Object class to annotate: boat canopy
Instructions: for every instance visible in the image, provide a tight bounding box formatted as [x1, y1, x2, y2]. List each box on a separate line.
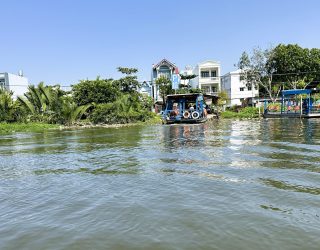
[282, 89, 312, 96]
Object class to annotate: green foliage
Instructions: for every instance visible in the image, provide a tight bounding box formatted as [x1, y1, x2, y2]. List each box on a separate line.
[117, 67, 138, 75]
[90, 94, 153, 124]
[0, 89, 15, 122]
[16, 83, 91, 125]
[175, 88, 202, 94]
[218, 91, 228, 106]
[72, 77, 119, 105]
[0, 122, 59, 133]
[179, 74, 197, 80]
[140, 94, 153, 110]
[221, 107, 260, 119]
[238, 47, 281, 103]
[59, 96, 92, 125]
[270, 44, 318, 89]
[155, 76, 174, 105]
[114, 67, 141, 93]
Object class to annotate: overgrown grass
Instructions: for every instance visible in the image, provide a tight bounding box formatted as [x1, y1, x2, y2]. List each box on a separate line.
[0, 122, 59, 133]
[221, 107, 261, 119]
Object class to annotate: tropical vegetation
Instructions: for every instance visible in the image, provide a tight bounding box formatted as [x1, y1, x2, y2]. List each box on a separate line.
[1, 43, 320, 127]
[0, 67, 154, 127]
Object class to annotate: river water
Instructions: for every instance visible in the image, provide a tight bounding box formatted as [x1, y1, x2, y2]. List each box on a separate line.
[0, 119, 319, 250]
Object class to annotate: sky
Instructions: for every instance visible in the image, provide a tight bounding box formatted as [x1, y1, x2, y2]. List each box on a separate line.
[1, 0, 320, 86]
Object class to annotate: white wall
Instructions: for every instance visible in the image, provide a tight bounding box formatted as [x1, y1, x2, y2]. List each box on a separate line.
[7, 73, 29, 98]
[221, 70, 258, 106]
[190, 61, 221, 93]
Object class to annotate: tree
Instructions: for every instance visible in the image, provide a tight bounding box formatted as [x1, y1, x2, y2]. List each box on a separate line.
[17, 82, 65, 116]
[270, 44, 312, 89]
[238, 47, 281, 103]
[310, 48, 320, 85]
[0, 89, 15, 122]
[60, 96, 92, 125]
[72, 77, 119, 106]
[179, 74, 197, 89]
[114, 67, 140, 93]
[155, 76, 173, 106]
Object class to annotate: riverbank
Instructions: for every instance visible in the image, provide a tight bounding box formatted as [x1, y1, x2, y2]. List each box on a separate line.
[0, 116, 163, 133]
[0, 123, 59, 133]
[0, 112, 264, 133]
[0, 110, 264, 133]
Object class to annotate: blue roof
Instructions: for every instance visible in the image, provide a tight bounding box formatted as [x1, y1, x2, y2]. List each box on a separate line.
[282, 89, 312, 96]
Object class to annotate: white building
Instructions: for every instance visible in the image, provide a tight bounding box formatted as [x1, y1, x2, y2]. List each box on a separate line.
[0, 72, 29, 98]
[221, 69, 259, 106]
[190, 60, 221, 95]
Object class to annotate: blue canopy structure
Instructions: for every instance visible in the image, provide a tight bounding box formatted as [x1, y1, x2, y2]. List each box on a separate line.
[282, 89, 312, 96]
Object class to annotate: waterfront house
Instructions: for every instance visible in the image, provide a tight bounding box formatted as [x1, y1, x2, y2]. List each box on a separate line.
[221, 69, 259, 107]
[0, 71, 29, 99]
[151, 59, 179, 102]
[150, 59, 180, 112]
[190, 60, 221, 95]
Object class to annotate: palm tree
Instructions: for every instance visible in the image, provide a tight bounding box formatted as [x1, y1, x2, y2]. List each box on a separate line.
[60, 97, 91, 125]
[0, 89, 14, 121]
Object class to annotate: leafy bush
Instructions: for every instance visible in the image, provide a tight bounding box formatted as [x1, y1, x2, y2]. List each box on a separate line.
[72, 77, 120, 106]
[221, 107, 260, 118]
[90, 95, 153, 124]
[0, 89, 15, 122]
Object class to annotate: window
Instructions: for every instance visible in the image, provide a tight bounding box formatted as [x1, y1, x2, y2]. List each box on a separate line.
[240, 87, 244, 91]
[158, 65, 171, 79]
[211, 71, 217, 77]
[201, 86, 210, 93]
[248, 86, 252, 91]
[201, 71, 209, 78]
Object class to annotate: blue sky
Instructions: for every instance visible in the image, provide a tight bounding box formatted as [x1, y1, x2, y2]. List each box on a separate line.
[2, 0, 320, 86]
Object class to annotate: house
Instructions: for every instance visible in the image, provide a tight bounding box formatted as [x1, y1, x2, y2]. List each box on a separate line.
[138, 81, 152, 97]
[0, 71, 29, 98]
[221, 69, 259, 106]
[151, 59, 179, 102]
[190, 60, 221, 95]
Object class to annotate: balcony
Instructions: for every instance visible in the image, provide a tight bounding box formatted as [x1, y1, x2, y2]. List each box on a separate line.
[203, 91, 219, 96]
[200, 76, 219, 80]
[199, 76, 219, 84]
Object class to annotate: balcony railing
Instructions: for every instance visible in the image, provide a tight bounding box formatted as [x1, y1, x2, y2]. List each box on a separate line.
[203, 91, 219, 96]
[199, 77, 219, 82]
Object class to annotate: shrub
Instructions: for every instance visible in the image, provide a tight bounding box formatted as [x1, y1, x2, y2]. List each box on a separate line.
[72, 77, 120, 106]
[90, 95, 153, 124]
[221, 107, 260, 119]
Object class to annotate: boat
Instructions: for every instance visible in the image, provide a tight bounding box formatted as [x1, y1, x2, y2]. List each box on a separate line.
[263, 88, 320, 118]
[162, 93, 213, 124]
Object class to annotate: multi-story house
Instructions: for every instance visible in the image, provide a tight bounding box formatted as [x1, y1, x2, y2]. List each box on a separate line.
[0, 71, 29, 98]
[151, 58, 179, 102]
[190, 60, 221, 95]
[221, 69, 259, 106]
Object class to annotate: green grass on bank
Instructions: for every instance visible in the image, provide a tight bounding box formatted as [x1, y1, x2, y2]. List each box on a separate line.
[220, 107, 261, 119]
[0, 116, 162, 134]
[0, 122, 59, 133]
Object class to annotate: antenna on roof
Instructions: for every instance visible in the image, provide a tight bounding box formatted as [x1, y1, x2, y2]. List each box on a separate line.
[18, 70, 24, 77]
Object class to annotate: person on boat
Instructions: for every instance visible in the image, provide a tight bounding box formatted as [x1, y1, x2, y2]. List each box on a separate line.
[188, 104, 195, 113]
[170, 104, 179, 117]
